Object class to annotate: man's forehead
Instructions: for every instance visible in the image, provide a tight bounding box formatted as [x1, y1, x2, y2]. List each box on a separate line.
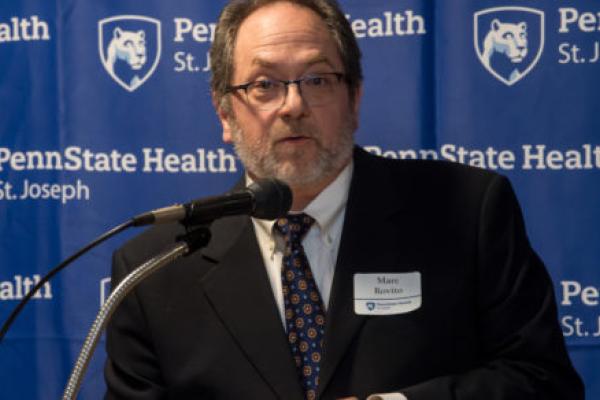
[250, 54, 335, 70]
[233, 3, 340, 74]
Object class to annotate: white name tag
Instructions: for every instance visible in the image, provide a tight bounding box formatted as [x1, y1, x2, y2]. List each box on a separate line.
[354, 272, 422, 315]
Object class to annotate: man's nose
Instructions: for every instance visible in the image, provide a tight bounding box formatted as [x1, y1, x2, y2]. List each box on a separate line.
[277, 83, 309, 119]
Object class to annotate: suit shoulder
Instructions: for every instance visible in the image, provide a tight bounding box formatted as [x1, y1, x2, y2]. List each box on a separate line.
[356, 146, 502, 186]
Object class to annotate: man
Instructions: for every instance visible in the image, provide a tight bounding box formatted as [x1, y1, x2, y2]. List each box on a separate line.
[105, 1, 583, 399]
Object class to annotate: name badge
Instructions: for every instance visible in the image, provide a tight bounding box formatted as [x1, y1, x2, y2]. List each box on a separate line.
[354, 272, 422, 315]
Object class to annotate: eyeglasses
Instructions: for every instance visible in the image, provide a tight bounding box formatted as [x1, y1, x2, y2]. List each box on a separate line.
[226, 72, 345, 111]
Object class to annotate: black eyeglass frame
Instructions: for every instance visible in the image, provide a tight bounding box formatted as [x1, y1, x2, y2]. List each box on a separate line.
[225, 72, 346, 101]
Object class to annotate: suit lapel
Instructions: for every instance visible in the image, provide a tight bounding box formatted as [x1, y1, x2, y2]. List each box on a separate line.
[200, 215, 304, 400]
[318, 148, 408, 396]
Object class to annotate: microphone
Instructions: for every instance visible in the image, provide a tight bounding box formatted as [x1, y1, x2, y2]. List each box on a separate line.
[1, 180, 291, 344]
[132, 178, 292, 226]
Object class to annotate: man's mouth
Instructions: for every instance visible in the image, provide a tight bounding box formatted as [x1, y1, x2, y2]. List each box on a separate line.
[276, 136, 312, 144]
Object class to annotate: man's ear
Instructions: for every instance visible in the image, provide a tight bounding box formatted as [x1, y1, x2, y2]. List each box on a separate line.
[214, 94, 233, 143]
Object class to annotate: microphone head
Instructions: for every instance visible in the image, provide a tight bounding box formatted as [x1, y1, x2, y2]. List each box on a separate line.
[248, 178, 292, 220]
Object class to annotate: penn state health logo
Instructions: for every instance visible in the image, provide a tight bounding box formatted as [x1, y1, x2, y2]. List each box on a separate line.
[474, 7, 544, 86]
[98, 15, 162, 92]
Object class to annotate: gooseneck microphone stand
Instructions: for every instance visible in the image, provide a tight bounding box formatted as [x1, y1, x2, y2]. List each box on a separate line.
[62, 226, 211, 400]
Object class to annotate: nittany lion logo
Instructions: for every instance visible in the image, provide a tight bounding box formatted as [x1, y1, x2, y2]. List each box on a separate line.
[99, 15, 161, 92]
[474, 7, 544, 86]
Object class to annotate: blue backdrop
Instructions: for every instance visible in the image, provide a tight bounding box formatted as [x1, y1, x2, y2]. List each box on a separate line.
[1, 0, 598, 398]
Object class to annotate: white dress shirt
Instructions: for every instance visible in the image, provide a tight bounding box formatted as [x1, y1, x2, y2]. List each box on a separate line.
[249, 162, 407, 400]
[250, 162, 352, 326]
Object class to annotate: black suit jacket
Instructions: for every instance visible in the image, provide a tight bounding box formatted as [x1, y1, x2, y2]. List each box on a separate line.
[105, 148, 583, 399]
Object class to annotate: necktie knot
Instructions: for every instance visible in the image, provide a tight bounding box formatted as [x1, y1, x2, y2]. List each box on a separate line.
[274, 213, 315, 243]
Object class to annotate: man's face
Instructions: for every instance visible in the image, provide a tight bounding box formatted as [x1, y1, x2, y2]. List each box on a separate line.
[217, 2, 361, 187]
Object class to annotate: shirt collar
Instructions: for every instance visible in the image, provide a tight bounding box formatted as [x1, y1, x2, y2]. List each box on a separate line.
[249, 161, 353, 238]
[303, 162, 353, 234]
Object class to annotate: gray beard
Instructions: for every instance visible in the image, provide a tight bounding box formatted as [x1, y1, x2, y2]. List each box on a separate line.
[229, 118, 355, 187]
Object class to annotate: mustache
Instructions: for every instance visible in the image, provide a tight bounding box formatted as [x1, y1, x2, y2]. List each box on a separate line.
[270, 122, 319, 140]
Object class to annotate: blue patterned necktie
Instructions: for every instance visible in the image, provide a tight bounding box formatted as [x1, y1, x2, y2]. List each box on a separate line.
[274, 213, 326, 400]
